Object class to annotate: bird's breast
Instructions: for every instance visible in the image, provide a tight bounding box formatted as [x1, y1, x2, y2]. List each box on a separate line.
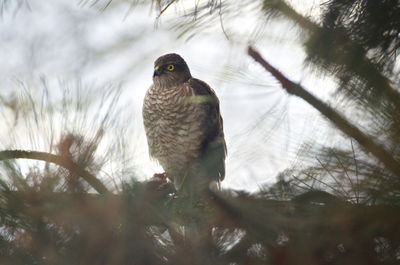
[146, 85, 194, 118]
[143, 84, 204, 160]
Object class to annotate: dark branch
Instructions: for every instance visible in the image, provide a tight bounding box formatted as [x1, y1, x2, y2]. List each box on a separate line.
[247, 46, 400, 178]
[0, 149, 110, 195]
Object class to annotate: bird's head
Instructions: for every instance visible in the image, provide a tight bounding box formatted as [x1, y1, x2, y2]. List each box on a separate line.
[153, 53, 192, 87]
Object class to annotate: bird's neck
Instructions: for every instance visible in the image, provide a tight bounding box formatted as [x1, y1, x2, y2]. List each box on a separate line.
[153, 75, 191, 89]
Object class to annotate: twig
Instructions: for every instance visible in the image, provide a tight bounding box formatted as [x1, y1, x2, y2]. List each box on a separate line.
[332, 150, 357, 200]
[247, 46, 400, 178]
[315, 157, 351, 198]
[218, 0, 229, 40]
[0, 150, 110, 195]
[157, 0, 176, 18]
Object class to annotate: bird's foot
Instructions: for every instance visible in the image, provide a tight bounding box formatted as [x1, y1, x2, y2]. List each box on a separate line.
[144, 173, 175, 201]
[152, 172, 167, 183]
[151, 172, 175, 194]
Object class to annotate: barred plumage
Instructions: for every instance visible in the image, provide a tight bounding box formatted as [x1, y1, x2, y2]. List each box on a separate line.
[143, 53, 226, 191]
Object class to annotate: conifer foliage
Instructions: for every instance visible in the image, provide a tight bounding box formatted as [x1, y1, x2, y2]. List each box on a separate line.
[1, 0, 400, 264]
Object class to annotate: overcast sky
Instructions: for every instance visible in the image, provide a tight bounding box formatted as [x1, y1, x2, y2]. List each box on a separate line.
[0, 0, 337, 191]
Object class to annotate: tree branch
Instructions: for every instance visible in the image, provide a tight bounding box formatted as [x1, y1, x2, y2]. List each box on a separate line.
[263, 0, 400, 107]
[247, 46, 400, 178]
[0, 150, 110, 195]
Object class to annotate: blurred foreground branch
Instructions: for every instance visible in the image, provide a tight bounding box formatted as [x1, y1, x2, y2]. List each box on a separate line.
[2, 189, 399, 232]
[1, 187, 399, 265]
[0, 150, 110, 194]
[248, 46, 400, 178]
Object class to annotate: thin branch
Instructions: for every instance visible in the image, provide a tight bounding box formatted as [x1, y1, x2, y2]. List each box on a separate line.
[218, 0, 229, 40]
[291, 174, 314, 190]
[315, 157, 351, 198]
[0, 150, 110, 195]
[332, 150, 357, 200]
[247, 46, 400, 179]
[157, 0, 176, 18]
[303, 171, 346, 197]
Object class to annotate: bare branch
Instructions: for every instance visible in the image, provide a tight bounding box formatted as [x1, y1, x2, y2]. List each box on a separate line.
[247, 46, 400, 179]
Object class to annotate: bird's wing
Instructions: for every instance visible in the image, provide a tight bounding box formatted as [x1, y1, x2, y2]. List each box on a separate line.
[189, 78, 227, 181]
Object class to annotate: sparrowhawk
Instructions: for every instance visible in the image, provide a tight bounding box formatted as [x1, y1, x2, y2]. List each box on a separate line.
[142, 53, 226, 191]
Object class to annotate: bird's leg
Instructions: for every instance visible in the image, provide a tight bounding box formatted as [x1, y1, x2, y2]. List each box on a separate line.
[176, 172, 188, 191]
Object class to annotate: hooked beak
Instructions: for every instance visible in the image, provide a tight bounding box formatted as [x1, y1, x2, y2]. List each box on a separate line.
[153, 66, 162, 77]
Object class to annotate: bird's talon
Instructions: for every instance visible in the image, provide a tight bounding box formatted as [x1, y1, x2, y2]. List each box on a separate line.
[153, 172, 167, 183]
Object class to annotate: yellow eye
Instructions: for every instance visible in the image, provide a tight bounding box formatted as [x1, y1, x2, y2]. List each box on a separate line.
[166, 64, 175, 71]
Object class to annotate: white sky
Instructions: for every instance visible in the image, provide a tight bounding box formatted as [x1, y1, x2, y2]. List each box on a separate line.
[0, 0, 338, 192]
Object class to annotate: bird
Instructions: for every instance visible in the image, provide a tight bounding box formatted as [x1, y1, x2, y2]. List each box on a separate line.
[142, 53, 226, 193]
